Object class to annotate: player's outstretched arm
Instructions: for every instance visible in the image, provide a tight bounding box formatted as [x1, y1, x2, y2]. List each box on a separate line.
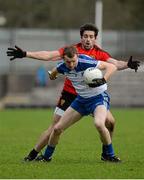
[7, 45, 61, 61]
[107, 56, 140, 71]
[27, 50, 61, 61]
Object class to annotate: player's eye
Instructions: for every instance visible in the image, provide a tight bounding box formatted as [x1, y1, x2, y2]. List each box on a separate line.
[90, 35, 94, 39]
[83, 35, 88, 38]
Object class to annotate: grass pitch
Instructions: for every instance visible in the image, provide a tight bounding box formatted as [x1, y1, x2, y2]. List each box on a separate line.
[0, 108, 144, 179]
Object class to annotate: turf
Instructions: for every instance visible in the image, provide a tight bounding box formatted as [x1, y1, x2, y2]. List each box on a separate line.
[0, 108, 144, 179]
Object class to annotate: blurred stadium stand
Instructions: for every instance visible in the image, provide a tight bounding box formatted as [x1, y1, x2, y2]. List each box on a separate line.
[0, 28, 144, 108]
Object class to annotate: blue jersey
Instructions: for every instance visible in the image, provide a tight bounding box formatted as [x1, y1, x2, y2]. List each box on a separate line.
[57, 55, 107, 98]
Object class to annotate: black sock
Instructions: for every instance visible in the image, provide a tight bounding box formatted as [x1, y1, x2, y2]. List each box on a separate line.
[28, 149, 38, 160]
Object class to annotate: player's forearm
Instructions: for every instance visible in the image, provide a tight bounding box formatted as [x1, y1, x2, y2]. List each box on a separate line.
[115, 60, 128, 70]
[26, 50, 61, 61]
[107, 58, 128, 70]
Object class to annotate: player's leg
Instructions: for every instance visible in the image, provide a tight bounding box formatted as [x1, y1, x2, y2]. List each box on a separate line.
[49, 107, 82, 146]
[34, 103, 67, 153]
[23, 113, 61, 162]
[24, 90, 77, 161]
[94, 105, 120, 162]
[34, 113, 61, 152]
[102, 110, 115, 160]
[94, 105, 111, 145]
[37, 107, 82, 161]
[105, 110, 115, 139]
[97, 93, 116, 158]
[35, 91, 76, 151]
[92, 91, 120, 162]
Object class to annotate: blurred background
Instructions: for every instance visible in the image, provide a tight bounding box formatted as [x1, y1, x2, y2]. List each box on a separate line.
[0, 0, 144, 109]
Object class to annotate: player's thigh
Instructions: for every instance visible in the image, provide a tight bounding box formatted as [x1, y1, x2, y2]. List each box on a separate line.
[56, 107, 82, 131]
[94, 105, 107, 125]
[53, 90, 77, 126]
[56, 90, 77, 112]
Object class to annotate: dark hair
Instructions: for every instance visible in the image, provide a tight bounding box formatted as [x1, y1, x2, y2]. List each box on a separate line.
[80, 23, 99, 38]
[63, 46, 78, 58]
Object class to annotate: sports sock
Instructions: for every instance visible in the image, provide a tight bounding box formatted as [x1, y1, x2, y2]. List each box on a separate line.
[102, 143, 114, 157]
[28, 149, 38, 159]
[44, 145, 55, 159]
[102, 144, 106, 153]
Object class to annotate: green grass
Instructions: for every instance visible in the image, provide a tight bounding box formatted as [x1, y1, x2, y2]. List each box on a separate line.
[0, 108, 144, 179]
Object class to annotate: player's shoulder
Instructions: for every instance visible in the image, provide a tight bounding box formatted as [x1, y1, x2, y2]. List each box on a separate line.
[93, 45, 110, 55]
[57, 61, 65, 69]
[93, 44, 104, 51]
[75, 42, 81, 47]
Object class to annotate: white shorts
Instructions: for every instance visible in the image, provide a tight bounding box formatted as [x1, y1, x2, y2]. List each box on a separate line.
[54, 107, 65, 116]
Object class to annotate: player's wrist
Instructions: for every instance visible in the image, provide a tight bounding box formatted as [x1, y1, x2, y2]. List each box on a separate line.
[88, 78, 106, 88]
[23, 51, 26, 57]
[22, 51, 27, 58]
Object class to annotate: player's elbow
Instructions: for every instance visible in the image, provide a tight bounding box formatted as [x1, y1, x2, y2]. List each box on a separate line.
[108, 63, 117, 71]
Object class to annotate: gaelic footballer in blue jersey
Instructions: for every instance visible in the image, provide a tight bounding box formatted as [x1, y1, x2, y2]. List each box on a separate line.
[45, 46, 121, 162]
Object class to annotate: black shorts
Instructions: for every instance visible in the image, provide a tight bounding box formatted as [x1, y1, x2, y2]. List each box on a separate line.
[57, 90, 77, 111]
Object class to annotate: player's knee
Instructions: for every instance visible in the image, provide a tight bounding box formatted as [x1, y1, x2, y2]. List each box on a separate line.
[53, 125, 63, 135]
[44, 126, 53, 138]
[94, 120, 104, 131]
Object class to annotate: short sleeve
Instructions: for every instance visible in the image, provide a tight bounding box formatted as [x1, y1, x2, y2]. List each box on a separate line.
[56, 62, 66, 74]
[58, 47, 64, 57]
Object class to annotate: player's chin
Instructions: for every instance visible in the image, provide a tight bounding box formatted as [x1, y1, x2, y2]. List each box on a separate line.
[84, 44, 92, 50]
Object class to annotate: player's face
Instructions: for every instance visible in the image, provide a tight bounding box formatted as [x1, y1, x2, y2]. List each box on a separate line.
[81, 31, 96, 50]
[64, 54, 78, 70]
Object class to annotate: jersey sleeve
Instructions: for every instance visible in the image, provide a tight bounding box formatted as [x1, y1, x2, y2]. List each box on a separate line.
[58, 47, 64, 57]
[95, 61, 101, 68]
[98, 49, 111, 61]
[85, 60, 100, 69]
[58, 43, 76, 57]
[56, 62, 65, 74]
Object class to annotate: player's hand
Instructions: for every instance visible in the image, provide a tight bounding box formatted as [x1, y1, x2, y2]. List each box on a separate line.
[88, 78, 106, 88]
[48, 71, 57, 80]
[6, 45, 26, 61]
[127, 56, 140, 72]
